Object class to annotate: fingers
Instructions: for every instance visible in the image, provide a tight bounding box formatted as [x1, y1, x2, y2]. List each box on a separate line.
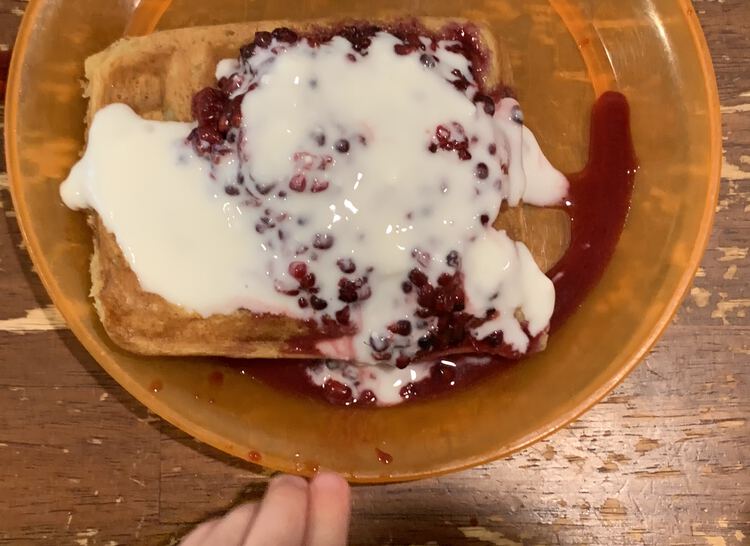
[243, 474, 310, 546]
[180, 472, 351, 546]
[180, 503, 259, 546]
[305, 472, 351, 546]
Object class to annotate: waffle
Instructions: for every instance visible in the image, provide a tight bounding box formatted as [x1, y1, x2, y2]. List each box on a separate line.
[79, 18, 566, 358]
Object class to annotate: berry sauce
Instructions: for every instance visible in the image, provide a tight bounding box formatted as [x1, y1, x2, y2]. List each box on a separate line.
[0, 49, 11, 102]
[182, 21, 566, 368]
[548, 91, 638, 329]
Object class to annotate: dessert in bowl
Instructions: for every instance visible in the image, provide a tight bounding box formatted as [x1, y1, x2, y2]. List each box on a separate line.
[6, 0, 719, 480]
[60, 18, 634, 407]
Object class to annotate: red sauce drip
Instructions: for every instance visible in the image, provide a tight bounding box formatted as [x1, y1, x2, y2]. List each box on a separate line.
[375, 448, 393, 465]
[247, 450, 262, 462]
[208, 370, 224, 387]
[549, 91, 637, 329]
[0, 49, 11, 102]
[149, 379, 163, 393]
[242, 91, 637, 406]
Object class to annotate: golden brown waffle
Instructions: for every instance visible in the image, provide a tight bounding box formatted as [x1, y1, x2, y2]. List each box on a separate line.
[80, 18, 564, 358]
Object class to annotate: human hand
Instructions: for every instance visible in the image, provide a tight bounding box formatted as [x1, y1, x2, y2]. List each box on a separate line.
[180, 472, 351, 546]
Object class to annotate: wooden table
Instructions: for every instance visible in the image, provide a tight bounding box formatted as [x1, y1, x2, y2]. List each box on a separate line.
[1, 1, 748, 544]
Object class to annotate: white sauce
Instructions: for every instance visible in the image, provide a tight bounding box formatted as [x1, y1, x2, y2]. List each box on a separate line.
[61, 106, 298, 315]
[61, 31, 568, 367]
[463, 229, 554, 351]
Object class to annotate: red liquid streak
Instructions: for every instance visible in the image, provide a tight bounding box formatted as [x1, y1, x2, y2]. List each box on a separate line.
[0, 49, 11, 102]
[375, 448, 393, 465]
[549, 91, 638, 329]
[208, 370, 224, 387]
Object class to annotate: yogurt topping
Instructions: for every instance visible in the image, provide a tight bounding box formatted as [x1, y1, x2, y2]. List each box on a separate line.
[61, 27, 568, 365]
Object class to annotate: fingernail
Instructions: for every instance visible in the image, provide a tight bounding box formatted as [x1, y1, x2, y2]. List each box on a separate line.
[270, 473, 309, 490]
[312, 472, 349, 492]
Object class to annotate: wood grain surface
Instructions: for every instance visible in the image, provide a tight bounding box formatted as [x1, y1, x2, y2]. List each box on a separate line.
[1, 0, 748, 544]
